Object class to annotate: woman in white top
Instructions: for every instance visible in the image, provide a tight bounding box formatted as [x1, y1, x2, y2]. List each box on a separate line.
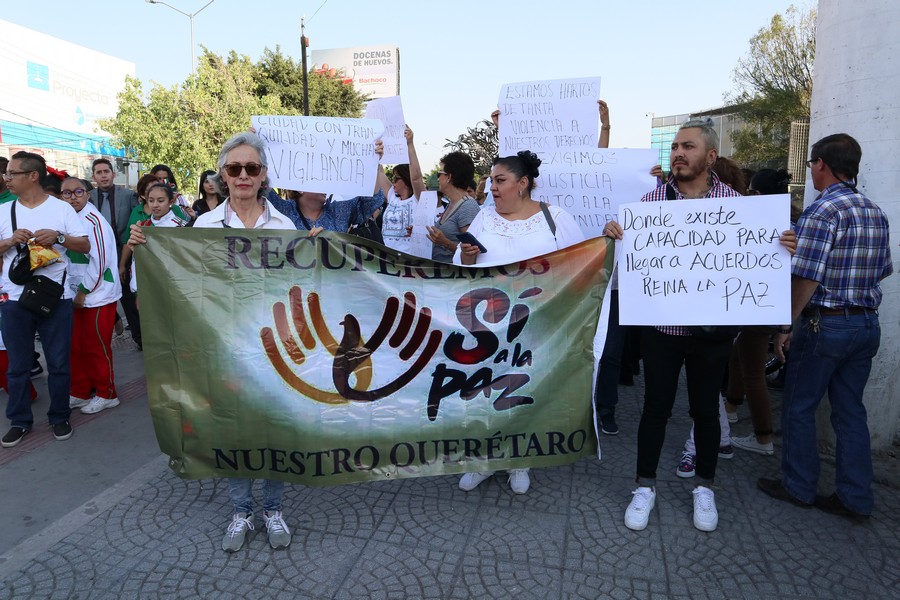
[129, 132, 294, 553]
[454, 151, 585, 267]
[453, 150, 585, 494]
[380, 126, 426, 253]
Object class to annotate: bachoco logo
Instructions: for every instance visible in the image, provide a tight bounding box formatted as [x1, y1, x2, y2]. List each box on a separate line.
[261, 285, 543, 419]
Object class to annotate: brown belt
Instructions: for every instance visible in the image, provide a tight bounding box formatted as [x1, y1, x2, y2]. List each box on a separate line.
[803, 306, 874, 317]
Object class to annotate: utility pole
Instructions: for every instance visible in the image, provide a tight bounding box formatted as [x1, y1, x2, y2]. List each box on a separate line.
[301, 17, 310, 116]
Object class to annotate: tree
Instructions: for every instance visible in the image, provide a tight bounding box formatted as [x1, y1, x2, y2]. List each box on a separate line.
[254, 46, 366, 117]
[101, 46, 366, 196]
[727, 5, 816, 169]
[445, 119, 498, 177]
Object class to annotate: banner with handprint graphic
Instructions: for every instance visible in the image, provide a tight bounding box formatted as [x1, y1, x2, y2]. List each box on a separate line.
[136, 229, 612, 486]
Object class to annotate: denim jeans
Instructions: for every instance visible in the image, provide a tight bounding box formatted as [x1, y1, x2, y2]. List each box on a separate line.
[636, 327, 731, 484]
[781, 311, 880, 515]
[2, 299, 74, 429]
[594, 291, 627, 417]
[227, 478, 284, 515]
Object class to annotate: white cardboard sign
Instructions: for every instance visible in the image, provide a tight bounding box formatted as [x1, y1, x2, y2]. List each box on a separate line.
[617, 194, 792, 326]
[364, 96, 408, 164]
[253, 115, 385, 197]
[532, 148, 658, 239]
[407, 190, 440, 259]
[497, 76, 601, 156]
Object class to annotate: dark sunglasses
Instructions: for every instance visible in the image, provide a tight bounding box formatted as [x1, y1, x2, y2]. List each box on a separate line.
[223, 163, 263, 177]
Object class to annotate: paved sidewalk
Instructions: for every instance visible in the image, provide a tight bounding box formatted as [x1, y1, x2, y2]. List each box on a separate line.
[1, 344, 898, 599]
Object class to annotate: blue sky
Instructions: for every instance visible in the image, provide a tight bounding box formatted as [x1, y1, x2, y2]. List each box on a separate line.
[3, 0, 806, 170]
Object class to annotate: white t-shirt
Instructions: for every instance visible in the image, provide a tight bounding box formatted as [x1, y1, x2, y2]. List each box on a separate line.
[131, 209, 187, 293]
[381, 188, 416, 252]
[452, 204, 585, 267]
[0, 196, 88, 301]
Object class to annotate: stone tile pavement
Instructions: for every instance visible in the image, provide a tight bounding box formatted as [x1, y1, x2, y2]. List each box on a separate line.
[1, 344, 898, 599]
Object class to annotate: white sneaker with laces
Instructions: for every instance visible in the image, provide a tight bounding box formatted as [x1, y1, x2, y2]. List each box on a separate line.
[692, 486, 718, 532]
[81, 396, 120, 414]
[222, 512, 254, 552]
[264, 510, 291, 549]
[730, 433, 774, 456]
[624, 486, 656, 531]
[507, 469, 530, 494]
[458, 471, 493, 491]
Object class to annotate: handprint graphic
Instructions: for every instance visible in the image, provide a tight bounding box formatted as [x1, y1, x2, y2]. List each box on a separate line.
[261, 286, 442, 405]
[333, 291, 443, 401]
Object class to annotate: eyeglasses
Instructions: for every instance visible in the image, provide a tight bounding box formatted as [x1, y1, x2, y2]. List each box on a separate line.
[805, 158, 820, 168]
[2, 170, 35, 180]
[223, 163, 262, 177]
[61, 188, 87, 199]
[437, 171, 448, 177]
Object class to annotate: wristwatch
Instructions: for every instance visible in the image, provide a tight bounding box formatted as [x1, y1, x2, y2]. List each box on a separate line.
[56, 231, 66, 245]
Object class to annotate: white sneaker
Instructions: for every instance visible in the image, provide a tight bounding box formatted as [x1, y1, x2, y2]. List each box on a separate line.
[624, 487, 656, 531]
[507, 469, 530, 494]
[692, 486, 718, 532]
[263, 510, 291, 549]
[69, 395, 90, 409]
[81, 396, 120, 414]
[222, 512, 254, 552]
[459, 471, 493, 491]
[730, 434, 774, 456]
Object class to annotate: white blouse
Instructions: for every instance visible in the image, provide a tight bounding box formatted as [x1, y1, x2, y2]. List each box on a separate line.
[452, 204, 585, 267]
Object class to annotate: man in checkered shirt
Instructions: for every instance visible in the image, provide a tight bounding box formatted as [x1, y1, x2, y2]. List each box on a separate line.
[607, 119, 757, 533]
[759, 133, 892, 519]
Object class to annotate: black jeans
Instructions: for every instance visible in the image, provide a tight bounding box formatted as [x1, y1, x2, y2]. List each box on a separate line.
[118, 247, 141, 346]
[636, 327, 731, 484]
[594, 291, 627, 417]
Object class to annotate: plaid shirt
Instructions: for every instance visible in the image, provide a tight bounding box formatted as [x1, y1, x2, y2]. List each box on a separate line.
[793, 182, 892, 309]
[641, 174, 743, 336]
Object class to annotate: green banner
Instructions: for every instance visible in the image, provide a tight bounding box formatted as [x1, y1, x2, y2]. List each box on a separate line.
[136, 229, 612, 486]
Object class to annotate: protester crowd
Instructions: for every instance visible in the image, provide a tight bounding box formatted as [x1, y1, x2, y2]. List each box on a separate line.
[0, 99, 891, 552]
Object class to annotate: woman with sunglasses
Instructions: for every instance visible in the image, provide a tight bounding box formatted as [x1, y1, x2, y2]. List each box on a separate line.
[191, 169, 223, 219]
[380, 126, 426, 254]
[425, 151, 480, 263]
[129, 132, 295, 553]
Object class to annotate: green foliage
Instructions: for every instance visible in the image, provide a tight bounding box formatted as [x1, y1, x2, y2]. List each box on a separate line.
[424, 165, 441, 190]
[445, 119, 498, 177]
[101, 46, 366, 196]
[727, 5, 816, 169]
[255, 46, 366, 117]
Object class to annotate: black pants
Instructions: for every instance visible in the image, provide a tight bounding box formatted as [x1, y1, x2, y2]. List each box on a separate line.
[117, 246, 141, 347]
[636, 327, 731, 484]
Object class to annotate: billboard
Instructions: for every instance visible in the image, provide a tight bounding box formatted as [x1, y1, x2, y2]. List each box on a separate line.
[0, 19, 135, 155]
[311, 44, 399, 99]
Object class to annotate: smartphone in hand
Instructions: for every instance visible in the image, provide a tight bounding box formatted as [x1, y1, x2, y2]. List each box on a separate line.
[456, 232, 487, 253]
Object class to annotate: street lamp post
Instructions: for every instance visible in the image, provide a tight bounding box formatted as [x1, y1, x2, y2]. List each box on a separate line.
[145, 0, 218, 72]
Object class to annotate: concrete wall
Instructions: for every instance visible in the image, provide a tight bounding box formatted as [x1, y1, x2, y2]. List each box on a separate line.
[807, 0, 900, 449]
